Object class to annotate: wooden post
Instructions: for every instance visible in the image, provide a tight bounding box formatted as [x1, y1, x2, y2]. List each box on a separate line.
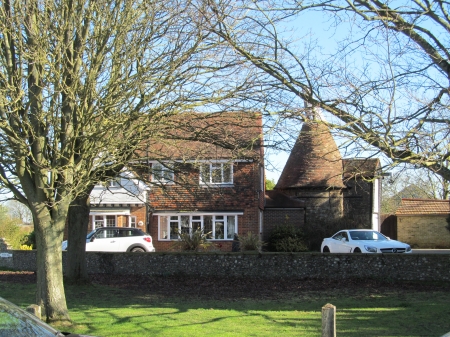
[26, 304, 41, 320]
[322, 303, 336, 337]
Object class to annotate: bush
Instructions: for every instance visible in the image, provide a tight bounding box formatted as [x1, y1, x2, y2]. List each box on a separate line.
[172, 228, 212, 251]
[20, 231, 36, 249]
[268, 224, 308, 252]
[238, 231, 265, 252]
[0, 214, 32, 249]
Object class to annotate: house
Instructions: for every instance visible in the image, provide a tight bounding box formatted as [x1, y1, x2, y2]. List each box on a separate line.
[88, 170, 149, 231]
[264, 119, 382, 242]
[73, 112, 263, 252]
[83, 112, 381, 252]
[143, 112, 264, 252]
[395, 198, 450, 248]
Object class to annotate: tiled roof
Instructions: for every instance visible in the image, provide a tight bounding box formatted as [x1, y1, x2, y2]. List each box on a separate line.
[275, 122, 345, 189]
[395, 199, 450, 216]
[265, 190, 304, 208]
[342, 158, 380, 179]
[137, 112, 262, 161]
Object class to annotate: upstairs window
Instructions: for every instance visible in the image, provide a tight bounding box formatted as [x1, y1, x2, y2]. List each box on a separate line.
[151, 162, 174, 184]
[109, 179, 120, 187]
[200, 162, 233, 185]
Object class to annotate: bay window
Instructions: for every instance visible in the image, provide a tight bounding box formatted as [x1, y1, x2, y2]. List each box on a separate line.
[158, 213, 238, 240]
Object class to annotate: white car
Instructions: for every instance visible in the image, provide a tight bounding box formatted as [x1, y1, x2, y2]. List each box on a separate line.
[321, 229, 412, 254]
[62, 227, 155, 252]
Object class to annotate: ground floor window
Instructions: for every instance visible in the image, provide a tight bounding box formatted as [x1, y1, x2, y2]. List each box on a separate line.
[158, 214, 239, 240]
[91, 215, 117, 230]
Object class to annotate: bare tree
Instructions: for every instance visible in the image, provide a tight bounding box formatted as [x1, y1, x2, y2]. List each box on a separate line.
[5, 200, 32, 225]
[0, 0, 253, 322]
[201, 0, 450, 182]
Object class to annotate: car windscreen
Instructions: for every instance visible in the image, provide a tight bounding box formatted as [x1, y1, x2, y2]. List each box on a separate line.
[86, 230, 96, 239]
[349, 231, 387, 241]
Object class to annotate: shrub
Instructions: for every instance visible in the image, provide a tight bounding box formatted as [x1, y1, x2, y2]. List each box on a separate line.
[20, 231, 36, 249]
[19, 244, 32, 250]
[0, 212, 32, 249]
[173, 228, 212, 251]
[268, 224, 308, 252]
[238, 231, 265, 252]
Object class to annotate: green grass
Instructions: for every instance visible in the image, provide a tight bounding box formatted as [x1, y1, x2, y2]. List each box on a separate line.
[1, 281, 449, 337]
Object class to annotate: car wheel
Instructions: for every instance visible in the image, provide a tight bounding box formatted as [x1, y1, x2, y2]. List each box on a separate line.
[322, 246, 330, 253]
[353, 247, 361, 253]
[130, 247, 146, 253]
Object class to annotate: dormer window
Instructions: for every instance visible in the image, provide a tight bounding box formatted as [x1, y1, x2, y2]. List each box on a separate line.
[151, 162, 174, 184]
[109, 179, 120, 187]
[200, 162, 233, 185]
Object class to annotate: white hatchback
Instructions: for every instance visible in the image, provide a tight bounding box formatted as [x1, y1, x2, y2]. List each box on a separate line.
[62, 227, 155, 252]
[321, 229, 412, 254]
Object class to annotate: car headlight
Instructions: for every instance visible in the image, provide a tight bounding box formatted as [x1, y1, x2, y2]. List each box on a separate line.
[405, 245, 411, 252]
[364, 245, 377, 253]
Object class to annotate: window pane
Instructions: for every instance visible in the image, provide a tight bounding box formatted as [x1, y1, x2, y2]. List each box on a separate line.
[181, 216, 190, 235]
[215, 218, 224, 239]
[160, 216, 169, 240]
[211, 165, 221, 183]
[106, 215, 115, 227]
[227, 216, 235, 239]
[94, 216, 104, 229]
[153, 163, 163, 181]
[200, 165, 210, 184]
[223, 163, 232, 183]
[153, 163, 174, 182]
[203, 216, 213, 239]
[170, 221, 179, 240]
[130, 216, 136, 228]
[192, 220, 201, 232]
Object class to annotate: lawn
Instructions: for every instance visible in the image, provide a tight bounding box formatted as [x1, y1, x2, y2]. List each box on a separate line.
[0, 272, 449, 337]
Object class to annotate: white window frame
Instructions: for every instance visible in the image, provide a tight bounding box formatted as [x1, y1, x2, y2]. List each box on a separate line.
[157, 213, 240, 241]
[130, 216, 137, 228]
[109, 179, 120, 187]
[200, 162, 233, 185]
[91, 215, 117, 230]
[151, 162, 175, 184]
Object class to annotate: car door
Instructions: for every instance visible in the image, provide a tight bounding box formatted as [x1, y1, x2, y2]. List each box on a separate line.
[329, 231, 352, 253]
[86, 228, 120, 252]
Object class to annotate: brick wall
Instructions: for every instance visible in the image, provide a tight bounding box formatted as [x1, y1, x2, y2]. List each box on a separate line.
[398, 215, 450, 248]
[149, 161, 262, 252]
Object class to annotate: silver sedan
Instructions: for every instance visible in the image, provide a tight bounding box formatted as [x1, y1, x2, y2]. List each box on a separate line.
[321, 229, 412, 254]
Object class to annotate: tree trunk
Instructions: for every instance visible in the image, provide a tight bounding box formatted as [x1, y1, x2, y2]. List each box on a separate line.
[34, 208, 71, 323]
[66, 193, 92, 284]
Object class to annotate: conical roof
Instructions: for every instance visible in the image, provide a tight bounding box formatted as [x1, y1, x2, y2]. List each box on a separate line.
[275, 122, 345, 189]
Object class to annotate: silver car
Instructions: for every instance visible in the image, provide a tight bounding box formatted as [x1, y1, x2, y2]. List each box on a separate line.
[0, 296, 96, 336]
[321, 229, 412, 254]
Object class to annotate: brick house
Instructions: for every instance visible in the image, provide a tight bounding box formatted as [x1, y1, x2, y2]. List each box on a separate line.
[143, 112, 264, 252]
[264, 120, 382, 238]
[395, 198, 450, 248]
